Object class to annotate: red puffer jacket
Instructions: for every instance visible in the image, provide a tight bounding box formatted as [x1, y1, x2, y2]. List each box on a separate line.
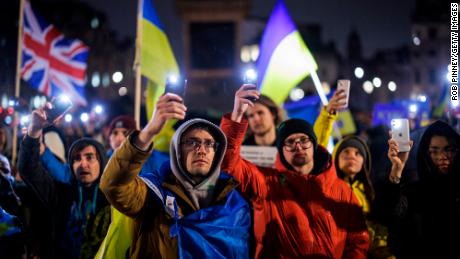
[221, 114, 369, 259]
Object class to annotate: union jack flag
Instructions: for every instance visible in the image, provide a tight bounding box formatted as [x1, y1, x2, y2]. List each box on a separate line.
[21, 1, 89, 106]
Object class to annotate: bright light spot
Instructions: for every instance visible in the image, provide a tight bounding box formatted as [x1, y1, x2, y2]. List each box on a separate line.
[20, 115, 29, 126]
[118, 87, 128, 96]
[446, 72, 451, 81]
[102, 73, 110, 87]
[388, 81, 397, 92]
[64, 114, 73, 122]
[57, 95, 71, 103]
[354, 67, 364, 79]
[290, 87, 305, 101]
[6, 107, 14, 115]
[409, 104, 418, 113]
[363, 81, 374, 94]
[244, 68, 257, 83]
[112, 71, 123, 83]
[240, 46, 251, 63]
[167, 74, 179, 84]
[91, 72, 100, 87]
[4, 116, 12, 125]
[413, 36, 421, 46]
[8, 100, 15, 106]
[372, 77, 382, 88]
[1, 95, 8, 108]
[322, 82, 331, 95]
[94, 105, 103, 114]
[80, 113, 89, 122]
[41, 96, 47, 106]
[417, 95, 427, 102]
[452, 100, 460, 107]
[250, 44, 259, 62]
[91, 17, 99, 29]
[33, 96, 41, 108]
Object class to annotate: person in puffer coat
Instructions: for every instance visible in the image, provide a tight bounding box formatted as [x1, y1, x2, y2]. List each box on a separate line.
[100, 93, 250, 258]
[220, 85, 369, 259]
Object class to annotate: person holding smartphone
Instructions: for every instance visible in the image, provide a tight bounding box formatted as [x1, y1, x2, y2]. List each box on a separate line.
[100, 93, 251, 258]
[17, 108, 111, 259]
[220, 84, 369, 258]
[385, 120, 460, 258]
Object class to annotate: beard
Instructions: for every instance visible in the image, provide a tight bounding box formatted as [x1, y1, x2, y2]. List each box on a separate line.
[291, 154, 310, 167]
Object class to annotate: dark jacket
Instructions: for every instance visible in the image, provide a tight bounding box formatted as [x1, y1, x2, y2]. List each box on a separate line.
[385, 121, 460, 258]
[18, 136, 110, 259]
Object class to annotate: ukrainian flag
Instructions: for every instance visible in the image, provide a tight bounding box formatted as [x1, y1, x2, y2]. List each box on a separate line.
[141, 0, 178, 152]
[257, 0, 318, 105]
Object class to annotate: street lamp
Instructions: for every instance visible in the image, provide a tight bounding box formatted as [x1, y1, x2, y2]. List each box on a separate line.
[112, 71, 123, 83]
[372, 77, 382, 88]
[354, 67, 364, 79]
[363, 81, 374, 94]
[290, 87, 305, 101]
[388, 81, 397, 92]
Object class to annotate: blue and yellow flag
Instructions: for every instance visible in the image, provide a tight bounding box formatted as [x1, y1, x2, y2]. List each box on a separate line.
[257, 0, 318, 105]
[141, 0, 179, 152]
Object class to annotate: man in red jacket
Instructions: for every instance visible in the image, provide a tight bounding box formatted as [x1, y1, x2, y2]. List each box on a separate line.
[220, 84, 369, 258]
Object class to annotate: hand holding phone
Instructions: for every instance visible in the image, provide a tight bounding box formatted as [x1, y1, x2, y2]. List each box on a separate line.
[336, 79, 350, 109]
[44, 95, 73, 124]
[391, 118, 411, 152]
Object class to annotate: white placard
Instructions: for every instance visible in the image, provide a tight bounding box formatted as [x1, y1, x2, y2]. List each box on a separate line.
[240, 145, 278, 168]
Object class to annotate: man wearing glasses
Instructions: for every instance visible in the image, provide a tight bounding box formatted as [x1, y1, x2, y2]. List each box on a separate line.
[220, 84, 369, 258]
[100, 93, 250, 258]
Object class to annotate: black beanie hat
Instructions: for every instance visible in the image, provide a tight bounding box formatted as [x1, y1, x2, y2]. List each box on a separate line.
[336, 137, 367, 162]
[276, 118, 317, 170]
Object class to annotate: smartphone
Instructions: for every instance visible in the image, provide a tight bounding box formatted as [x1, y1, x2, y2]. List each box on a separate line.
[164, 76, 187, 101]
[391, 118, 411, 152]
[45, 95, 73, 124]
[243, 68, 258, 102]
[337, 79, 350, 108]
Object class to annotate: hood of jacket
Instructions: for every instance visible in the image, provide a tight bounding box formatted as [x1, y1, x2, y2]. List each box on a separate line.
[170, 118, 228, 209]
[417, 120, 460, 181]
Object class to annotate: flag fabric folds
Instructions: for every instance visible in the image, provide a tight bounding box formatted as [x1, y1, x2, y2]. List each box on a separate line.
[256, 0, 318, 105]
[21, 1, 89, 106]
[141, 0, 179, 152]
[141, 0, 179, 119]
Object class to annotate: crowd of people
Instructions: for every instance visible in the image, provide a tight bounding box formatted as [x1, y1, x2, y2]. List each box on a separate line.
[0, 84, 459, 259]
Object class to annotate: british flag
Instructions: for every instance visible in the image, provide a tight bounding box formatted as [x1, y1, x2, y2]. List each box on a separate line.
[21, 1, 89, 106]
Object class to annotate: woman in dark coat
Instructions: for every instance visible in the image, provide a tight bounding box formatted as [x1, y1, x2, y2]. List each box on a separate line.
[387, 120, 460, 258]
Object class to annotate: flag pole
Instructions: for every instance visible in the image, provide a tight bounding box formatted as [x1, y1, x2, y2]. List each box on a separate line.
[11, 0, 25, 167]
[133, 0, 143, 129]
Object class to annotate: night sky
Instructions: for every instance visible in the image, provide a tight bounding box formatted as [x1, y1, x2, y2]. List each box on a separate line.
[79, 0, 416, 59]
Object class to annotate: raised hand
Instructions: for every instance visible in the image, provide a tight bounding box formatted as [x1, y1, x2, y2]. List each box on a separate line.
[135, 93, 187, 150]
[231, 84, 260, 122]
[27, 108, 49, 139]
[387, 137, 413, 183]
[327, 89, 347, 114]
